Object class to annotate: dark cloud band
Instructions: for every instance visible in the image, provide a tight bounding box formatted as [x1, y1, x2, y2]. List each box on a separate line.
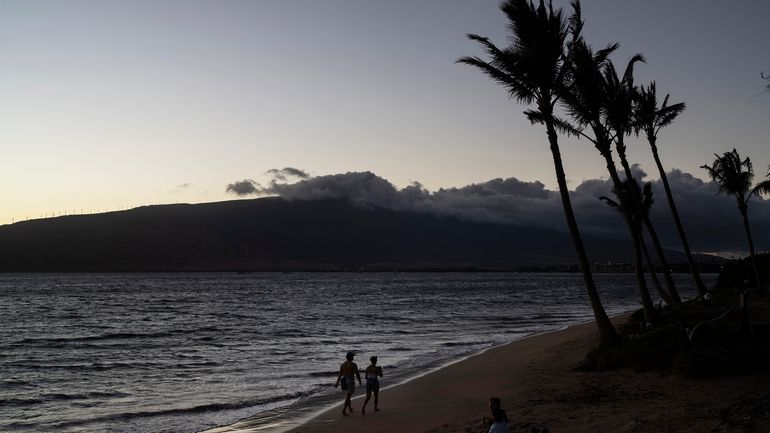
[227, 167, 770, 253]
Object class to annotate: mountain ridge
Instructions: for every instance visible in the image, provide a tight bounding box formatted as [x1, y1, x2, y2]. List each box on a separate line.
[0, 197, 718, 272]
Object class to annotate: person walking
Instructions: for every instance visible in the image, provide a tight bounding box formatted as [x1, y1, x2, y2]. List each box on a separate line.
[334, 351, 361, 416]
[361, 356, 383, 415]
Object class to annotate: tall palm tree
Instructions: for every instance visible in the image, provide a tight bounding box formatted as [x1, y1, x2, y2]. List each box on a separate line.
[600, 180, 674, 305]
[560, 37, 658, 324]
[635, 83, 708, 298]
[605, 61, 682, 305]
[701, 149, 765, 289]
[458, 0, 619, 344]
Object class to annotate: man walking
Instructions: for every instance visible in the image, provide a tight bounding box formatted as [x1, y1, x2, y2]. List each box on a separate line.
[335, 351, 362, 416]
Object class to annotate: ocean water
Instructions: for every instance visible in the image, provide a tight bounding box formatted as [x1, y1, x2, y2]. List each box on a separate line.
[0, 272, 715, 433]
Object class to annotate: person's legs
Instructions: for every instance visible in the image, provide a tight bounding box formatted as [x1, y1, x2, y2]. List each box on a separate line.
[362, 388, 372, 415]
[373, 388, 379, 411]
[345, 390, 354, 413]
[342, 393, 351, 415]
[342, 393, 350, 416]
[341, 394, 349, 416]
[341, 378, 352, 416]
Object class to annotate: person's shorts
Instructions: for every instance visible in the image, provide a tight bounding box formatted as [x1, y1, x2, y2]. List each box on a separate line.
[343, 378, 356, 393]
[366, 378, 379, 393]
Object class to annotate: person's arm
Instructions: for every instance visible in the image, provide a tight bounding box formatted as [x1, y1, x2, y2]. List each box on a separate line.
[377, 366, 383, 377]
[355, 363, 362, 385]
[335, 364, 343, 388]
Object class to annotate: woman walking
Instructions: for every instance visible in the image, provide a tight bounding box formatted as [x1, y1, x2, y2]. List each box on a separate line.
[361, 356, 383, 415]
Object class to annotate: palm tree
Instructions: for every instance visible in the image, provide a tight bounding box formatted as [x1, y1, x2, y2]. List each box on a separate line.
[605, 60, 682, 305]
[701, 149, 765, 289]
[458, 0, 619, 344]
[560, 36, 658, 325]
[600, 180, 674, 305]
[635, 82, 708, 298]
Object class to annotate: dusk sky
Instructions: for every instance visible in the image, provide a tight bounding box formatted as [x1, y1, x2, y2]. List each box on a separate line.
[2, 0, 769, 225]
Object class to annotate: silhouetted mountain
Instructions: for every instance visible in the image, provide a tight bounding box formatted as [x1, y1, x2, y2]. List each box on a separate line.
[0, 198, 719, 272]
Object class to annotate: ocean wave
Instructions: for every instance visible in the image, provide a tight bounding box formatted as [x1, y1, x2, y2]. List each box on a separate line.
[0, 397, 45, 406]
[0, 391, 130, 407]
[0, 379, 32, 388]
[11, 327, 224, 346]
[48, 391, 314, 429]
[4, 360, 219, 371]
[440, 341, 491, 347]
[308, 371, 337, 377]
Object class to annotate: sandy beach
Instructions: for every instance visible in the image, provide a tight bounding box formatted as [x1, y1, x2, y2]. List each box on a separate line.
[210, 316, 770, 433]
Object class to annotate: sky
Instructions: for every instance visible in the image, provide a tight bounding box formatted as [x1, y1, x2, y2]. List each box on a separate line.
[1, 0, 769, 229]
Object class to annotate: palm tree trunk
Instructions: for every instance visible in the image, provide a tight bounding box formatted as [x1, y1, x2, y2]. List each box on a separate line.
[616, 141, 681, 304]
[641, 231, 672, 305]
[739, 205, 762, 290]
[641, 218, 681, 303]
[546, 120, 619, 344]
[602, 149, 658, 324]
[649, 138, 708, 298]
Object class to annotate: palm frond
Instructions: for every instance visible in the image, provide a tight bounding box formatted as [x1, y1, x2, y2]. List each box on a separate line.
[523, 109, 546, 125]
[600, 178, 652, 224]
[655, 101, 686, 131]
[702, 148, 755, 199]
[551, 115, 582, 137]
[465, 34, 508, 63]
[568, 0, 583, 42]
[752, 180, 770, 197]
[456, 55, 536, 103]
[622, 54, 646, 86]
[633, 81, 686, 139]
[594, 42, 619, 64]
[599, 195, 622, 213]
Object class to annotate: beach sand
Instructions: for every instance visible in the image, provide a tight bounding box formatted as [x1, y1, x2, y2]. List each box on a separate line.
[210, 317, 770, 433]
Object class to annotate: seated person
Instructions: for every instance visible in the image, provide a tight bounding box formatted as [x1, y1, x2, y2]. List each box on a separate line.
[485, 397, 508, 433]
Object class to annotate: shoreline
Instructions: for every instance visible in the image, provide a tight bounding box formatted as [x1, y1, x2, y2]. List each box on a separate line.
[202, 310, 769, 433]
[201, 315, 623, 433]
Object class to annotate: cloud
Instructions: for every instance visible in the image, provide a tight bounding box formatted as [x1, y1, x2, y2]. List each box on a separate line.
[226, 179, 259, 196]
[244, 166, 770, 254]
[265, 167, 310, 182]
[170, 182, 192, 194]
[645, 169, 770, 254]
[258, 171, 403, 208]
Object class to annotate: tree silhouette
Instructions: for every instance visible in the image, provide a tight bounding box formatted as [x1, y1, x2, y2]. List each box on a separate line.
[560, 35, 658, 324]
[600, 180, 673, 305]
[604, 59, 682, 305]
[458, 0, 618, 344]
[701, 149, 766, 290]
[756, 166, 770, 196]
[634, 82, 708, 298]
